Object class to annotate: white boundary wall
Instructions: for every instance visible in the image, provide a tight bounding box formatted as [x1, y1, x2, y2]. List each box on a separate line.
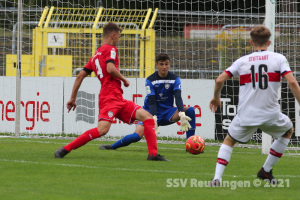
[0, 77, 216, 139]
[0, 77, 64, 134]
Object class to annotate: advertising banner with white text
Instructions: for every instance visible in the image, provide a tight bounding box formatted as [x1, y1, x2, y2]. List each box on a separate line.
[0, 77, 216, 138]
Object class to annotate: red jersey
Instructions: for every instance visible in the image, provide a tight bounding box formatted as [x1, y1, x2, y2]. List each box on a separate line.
[84, 44, 123, 102]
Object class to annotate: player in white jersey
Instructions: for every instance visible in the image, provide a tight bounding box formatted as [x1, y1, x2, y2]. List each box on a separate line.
[227, 51, 291, 127]
[208, 25, 300, 186]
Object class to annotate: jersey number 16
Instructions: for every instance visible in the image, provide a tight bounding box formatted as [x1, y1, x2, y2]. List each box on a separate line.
[250, 64, 268, 90]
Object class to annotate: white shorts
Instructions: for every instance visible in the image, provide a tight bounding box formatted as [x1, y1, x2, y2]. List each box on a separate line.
[228, 113, 293, 143]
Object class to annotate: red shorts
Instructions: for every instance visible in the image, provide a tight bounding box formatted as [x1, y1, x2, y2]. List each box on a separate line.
[98, 98, 141, 124]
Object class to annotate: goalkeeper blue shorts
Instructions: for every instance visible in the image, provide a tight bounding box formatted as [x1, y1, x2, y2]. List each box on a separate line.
[138, 107, 178, 126]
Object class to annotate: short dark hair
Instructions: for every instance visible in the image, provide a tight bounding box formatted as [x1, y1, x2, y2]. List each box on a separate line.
[103, 22, 122, 38]
[155, 53, 170, 63]
[250, 25, 271, 46]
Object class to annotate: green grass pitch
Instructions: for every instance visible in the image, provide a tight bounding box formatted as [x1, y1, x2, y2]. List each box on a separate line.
[0, 137, 299, 200]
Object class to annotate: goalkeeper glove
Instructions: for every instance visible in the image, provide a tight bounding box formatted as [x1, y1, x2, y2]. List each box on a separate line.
[153, 115, 160, 134]
[178, 111, 192, 132]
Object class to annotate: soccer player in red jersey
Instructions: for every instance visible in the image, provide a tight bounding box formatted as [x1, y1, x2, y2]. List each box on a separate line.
[54, 22, 168, 161]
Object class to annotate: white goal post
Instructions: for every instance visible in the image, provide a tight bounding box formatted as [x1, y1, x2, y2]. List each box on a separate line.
[262, 0, 276, 154]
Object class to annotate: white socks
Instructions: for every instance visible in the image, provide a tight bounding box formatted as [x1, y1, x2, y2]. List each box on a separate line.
[263, 137, 290, 172]
[213, 144, 233, 180]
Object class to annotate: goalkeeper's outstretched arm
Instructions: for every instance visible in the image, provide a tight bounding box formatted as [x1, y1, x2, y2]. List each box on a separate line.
[174, 90, 184, 112]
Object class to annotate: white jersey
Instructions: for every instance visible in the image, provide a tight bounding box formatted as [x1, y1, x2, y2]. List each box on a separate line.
[225, 50, 291, 126]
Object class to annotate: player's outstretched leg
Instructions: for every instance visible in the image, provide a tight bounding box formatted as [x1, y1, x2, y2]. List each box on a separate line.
[257, 135, 291, 184]
[209, 143, 233, 185]
[143, 118, 169, 161]
[100, 132, 142, 150]
[257, 167, 277, 185]
[147, 154, 169, 161]
[185, 107, 196, 139]
[55, 127, 101, 158]
[99, 144, 115, 150]
[208, 179, 221, 187]
[55, 147, 70, 158]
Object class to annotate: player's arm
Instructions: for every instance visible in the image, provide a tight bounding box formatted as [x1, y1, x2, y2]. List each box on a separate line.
[145, 79, 157, 116]
[148, 95, 159, 133]
[148, 95, 157, 116]
[284, 72, 300, 103]
[173, 78, 191, 131]
[173, 77, 184, 112]
[107, 62, 130, 87]
[67, 70, 89, 112]
[174, 90, 184, 112]
[209, 72, 231, 113]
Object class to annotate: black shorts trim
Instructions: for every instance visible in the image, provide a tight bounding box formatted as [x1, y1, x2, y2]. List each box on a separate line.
[227, 132, 248, 144]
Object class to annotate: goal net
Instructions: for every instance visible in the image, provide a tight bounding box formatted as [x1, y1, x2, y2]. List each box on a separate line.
[0, 0, 299, 154]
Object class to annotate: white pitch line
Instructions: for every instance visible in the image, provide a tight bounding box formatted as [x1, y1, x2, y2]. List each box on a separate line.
[1, 138, 300, 156]
[0, 158, 201, 175]
[0, 158, 300, 178]
[0, 159, 98, 169]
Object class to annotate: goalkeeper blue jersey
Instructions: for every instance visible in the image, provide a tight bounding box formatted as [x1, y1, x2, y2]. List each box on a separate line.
[143, 71, 181, 113]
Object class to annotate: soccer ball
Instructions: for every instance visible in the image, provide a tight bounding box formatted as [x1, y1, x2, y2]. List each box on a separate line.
[186, 135, 205, 155]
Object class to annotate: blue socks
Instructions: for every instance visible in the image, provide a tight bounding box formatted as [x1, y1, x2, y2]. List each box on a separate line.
[112, 132, 142, 149]
[185, 107, 196, 139]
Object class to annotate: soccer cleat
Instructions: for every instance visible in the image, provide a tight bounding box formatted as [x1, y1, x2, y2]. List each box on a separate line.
[54, 147, 69, 158]
[208, 179, 221, 187]
[99, 144, 115, 150]
[257, 167, 277, 185]
[147, 154, 169, 161]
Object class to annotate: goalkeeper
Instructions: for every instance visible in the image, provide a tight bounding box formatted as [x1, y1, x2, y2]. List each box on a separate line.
[100, 53, 196, 150]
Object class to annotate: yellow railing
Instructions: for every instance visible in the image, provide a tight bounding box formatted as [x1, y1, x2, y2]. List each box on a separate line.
[6, 7, 158, 78]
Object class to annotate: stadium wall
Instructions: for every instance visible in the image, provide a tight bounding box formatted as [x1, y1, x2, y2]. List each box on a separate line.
[0, 77, 216, 139]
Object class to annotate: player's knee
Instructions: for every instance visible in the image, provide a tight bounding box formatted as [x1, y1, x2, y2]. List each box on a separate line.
[136, 108, 152, 121]
[142, 112, 153, 121]
[98, 129, 108, 136]
[185, 107, 195, 117]
[97, 127, 109, 136]
[135, 125, 145, 138]
[145, 112, 153, 119]
[223, 134, 236, 147]
[282, 127, 293, 138]
[137, 132, 144, 138]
